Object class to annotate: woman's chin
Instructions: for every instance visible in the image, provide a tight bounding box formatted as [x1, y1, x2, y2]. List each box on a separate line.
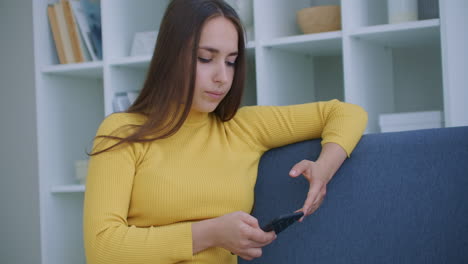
[192, 105, 218, 113]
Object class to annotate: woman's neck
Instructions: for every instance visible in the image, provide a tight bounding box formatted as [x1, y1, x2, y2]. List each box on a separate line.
[185, 110, 210, 125]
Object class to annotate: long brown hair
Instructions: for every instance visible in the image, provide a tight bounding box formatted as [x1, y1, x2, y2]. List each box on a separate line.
[89, 0, 246, 156]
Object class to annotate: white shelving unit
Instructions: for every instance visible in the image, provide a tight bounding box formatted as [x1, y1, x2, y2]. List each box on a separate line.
[32, 0, 467, 263]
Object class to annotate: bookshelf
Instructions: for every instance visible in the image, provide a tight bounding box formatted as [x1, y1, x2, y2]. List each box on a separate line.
[32, 0, 468, 263]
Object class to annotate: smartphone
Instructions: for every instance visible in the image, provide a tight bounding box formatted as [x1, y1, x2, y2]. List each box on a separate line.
[261, 212, 304, 234]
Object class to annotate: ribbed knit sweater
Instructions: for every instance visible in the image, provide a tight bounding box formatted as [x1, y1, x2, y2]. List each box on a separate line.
[83, 99, 368, 263]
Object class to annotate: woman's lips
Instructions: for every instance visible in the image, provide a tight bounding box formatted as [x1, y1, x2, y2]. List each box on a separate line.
[205, 91, 224, 99]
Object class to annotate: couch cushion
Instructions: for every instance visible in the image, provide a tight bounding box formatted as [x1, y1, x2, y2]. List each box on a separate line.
[241, 126, 468, 264]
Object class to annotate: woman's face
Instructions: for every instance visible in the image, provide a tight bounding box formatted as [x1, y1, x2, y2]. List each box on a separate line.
[192, 16, 239, 113]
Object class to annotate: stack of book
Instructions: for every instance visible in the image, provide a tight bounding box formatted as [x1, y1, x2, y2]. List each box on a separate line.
[47, 0, 102, 64]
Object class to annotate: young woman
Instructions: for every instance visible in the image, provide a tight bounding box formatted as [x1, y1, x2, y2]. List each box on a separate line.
[83, 0, 368, 263]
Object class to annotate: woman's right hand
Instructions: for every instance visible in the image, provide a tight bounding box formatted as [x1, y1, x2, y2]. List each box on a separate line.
[212, 211, 277, 260]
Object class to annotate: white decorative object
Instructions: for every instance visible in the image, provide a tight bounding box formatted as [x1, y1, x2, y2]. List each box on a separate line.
[379, 111, 443, 133]
[112, 94, 130, 112]
[127, 91, 139, 105]
[225, 0, 254, 41]
[387, 0, 418, 24]
[130, 31, 158, 56]
[75, 160, 89, 184]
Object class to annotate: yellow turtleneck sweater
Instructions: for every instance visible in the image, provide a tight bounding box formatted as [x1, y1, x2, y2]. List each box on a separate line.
[83, 99, 367, 264]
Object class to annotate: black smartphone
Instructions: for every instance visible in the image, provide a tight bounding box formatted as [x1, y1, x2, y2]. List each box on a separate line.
[261, 212, 304, 234]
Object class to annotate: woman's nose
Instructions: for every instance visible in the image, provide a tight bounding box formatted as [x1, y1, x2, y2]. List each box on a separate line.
[214, 62, 228, 84]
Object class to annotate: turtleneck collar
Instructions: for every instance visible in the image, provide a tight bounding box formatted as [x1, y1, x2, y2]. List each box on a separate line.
[184, 110, 211, 126]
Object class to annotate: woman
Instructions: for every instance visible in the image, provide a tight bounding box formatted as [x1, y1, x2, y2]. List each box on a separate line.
[83, 0, 368, 263]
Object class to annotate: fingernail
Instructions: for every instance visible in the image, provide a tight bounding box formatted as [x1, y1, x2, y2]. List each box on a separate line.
[290, 170, 296, 175]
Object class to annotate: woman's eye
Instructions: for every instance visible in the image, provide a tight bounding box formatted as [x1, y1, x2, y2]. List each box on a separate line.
[226, 61, 236, 67]
[198, 57, 235, 66]
[198, 57, 211, 63]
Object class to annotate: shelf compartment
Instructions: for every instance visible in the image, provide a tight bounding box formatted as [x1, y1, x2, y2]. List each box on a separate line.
[255, 0, 341, 40]
[246, 40, 255, 50]
[350, 19, 440, 48]
[263, 31, 342, 56]
[42, 61, 104, 79]
[344, 33, 443, 133]
[102, 0, 169, 59]
[342, 0, 439, 29]
[38, 75, 104, 187]
[242, 51, 257, 107]
[46, 192, 86, 263]
[51, 185, 85, 194]
[257, 46, 344, 106]
[246, 41, 256, 58]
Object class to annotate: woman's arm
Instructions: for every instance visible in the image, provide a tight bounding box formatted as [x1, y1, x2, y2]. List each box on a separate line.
[192, 211, 276, 260]
[84, 114, 194, 264]
[231, 99, 367, 221]
[230, 99, 368, 155]
[192, 219, 216, 254]
[289, 142, 347, 220]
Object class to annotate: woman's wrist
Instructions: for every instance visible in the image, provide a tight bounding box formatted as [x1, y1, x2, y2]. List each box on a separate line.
[316, 143, 347, 182]
[192, 218, 218, 254]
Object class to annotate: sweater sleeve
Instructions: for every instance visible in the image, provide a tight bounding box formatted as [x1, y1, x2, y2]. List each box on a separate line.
[83, 113, 193, 264]
[230, 99, 368, 157]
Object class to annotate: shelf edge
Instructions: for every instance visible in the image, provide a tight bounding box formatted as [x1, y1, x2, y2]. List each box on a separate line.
[50, 185, 85, 194]
[264, 31, 342, 48]
[349, 19, 440, 38]
[42, 61, 103, 74]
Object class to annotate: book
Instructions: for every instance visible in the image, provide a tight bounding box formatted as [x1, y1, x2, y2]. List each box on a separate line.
[47, 5, 67, 64]
[62, 0, 85, 63]
[69, 0, 98, 61]
[54, 2, 75, 63]
[80, 0, 102, 60]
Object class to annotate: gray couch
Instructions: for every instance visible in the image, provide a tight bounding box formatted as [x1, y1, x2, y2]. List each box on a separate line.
[240, 126, 468, 264]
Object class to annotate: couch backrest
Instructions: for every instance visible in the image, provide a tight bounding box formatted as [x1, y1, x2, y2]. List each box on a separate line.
[240, 126, 468, 264]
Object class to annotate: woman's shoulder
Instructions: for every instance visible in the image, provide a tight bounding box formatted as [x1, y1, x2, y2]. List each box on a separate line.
[101, 112, 147, 125]
[231, 105, 287, 122]
[96, 112, 147, 136]
[233, 105, 267, 117]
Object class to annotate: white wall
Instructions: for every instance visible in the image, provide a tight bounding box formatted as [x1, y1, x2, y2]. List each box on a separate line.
[0, 1, 41, 263]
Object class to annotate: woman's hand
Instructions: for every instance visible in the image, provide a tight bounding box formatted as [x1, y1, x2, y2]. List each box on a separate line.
[288, 143, 348, 221]
[289, 159, 333, 221]
[211, 211, 276, 260]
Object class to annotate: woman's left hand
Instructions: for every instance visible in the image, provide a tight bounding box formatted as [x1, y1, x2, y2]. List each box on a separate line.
[289, 159, 333, 222]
